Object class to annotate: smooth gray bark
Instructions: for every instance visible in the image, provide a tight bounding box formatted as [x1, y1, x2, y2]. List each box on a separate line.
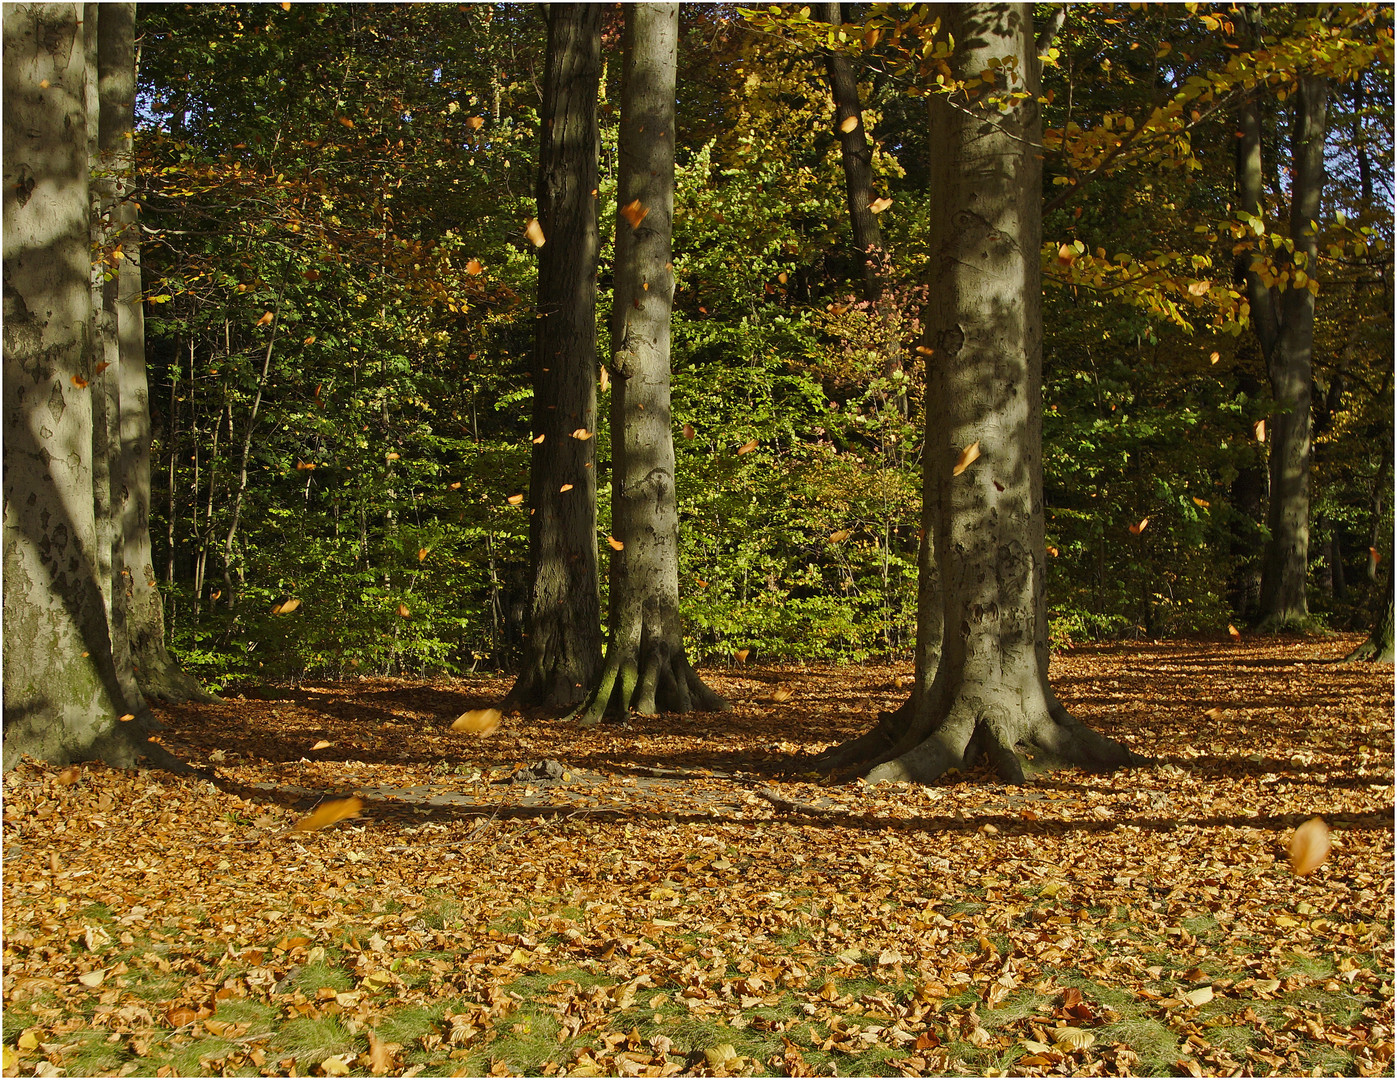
[504, 3, 604, 710]
[574, 3, 726, 724]
[2, 3, 172, 769]
[822, 4, 1141, 784]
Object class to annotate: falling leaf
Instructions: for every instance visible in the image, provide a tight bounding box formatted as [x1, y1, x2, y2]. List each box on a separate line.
[452, 708, 502, 736]
[570, 428, 594, 440]
[736, 438, 759, 455]
[507, 493, 524, 505]
[397, 603, 410, 618]
[1228, 624, 1241, 640]
[338, 115, 355, 128]
[94, 361, 111, 376]
[532, 433, 545, 444]
[1187, 280, 1211, 297]
[418, 547, 429, 562]
[829, 529, 850, 543]
[1046, 545, 1059, 557]
[1289, 817, 1330, 876]
[621, 199, 649, 228]
[295, 460, 315, 471]
[1057, 243, 1076, 264]
[273, 597, 301, 615]
[869, 196, 893, 213]
[1193, 496, 1210, 508]
[952, 441, 981, 476]
[386, 452, 400, 460]
[256, 311, 274, 326]
[1369, 547, 1382, 565]
[311, 740, 332, 751]
[599, 367, 610, 392]
[466, 259, 483, 275]
[1209, 351, 1220, 364]
[281, 2, 291, 10]
[915, 344, 934, 356]
[608, 536, 624, 550]
[209, 589, 222, 601]
[292, 796, 364, 832]
[525, 219, 546, 247]
[118, 713, 135, 723]
[304, 335, 316, 345]
[734, 648, 750, 663]
[467, 116, 485, 131]
[1129, 517, 1149, 535]
[695, 579, 708, 588]
[681, 423, 696, 440]
[777, 272, 788, 284]
[771, 687, 793, 702]
[71, 374, 89, 389]
[559, 483, 573, 493]
[1253, 419, 1266, 442]
[449, 481, 461, 489]
[839, 115, 859, 133]
[368, 1031, 401, 1076]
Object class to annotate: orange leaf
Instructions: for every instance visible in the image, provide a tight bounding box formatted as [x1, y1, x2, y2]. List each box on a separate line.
[1228, 624, 1241, 640]
[1253, 419, 1266, 442]
[736, 438, 759, 455]
[449, 481, 462, 489]
[311, 740, 332, 751]
[466, 259, 483, 276]
[839, 115, 859, 134]
[1209, 351, 1220, 364]
[1370, 546, 1381, 565]
[532, 433, 545, 444]
[451, 708, 502, 736]
[209, 589, 222, 601]
[1192, 496, 1210, 508]
[621, 199, 649, 228]
[118, 713, 135, 722]
[571, 428, 594, 440]
[829, 529, 850, 543]
[1057, 243, 1076, 265]
[295, 460, 315, 471]
[1046, 545, 1059, 557]
[1289, 817, 1330, 876]
[94, 361, 111, 376]
[71, 374, 89, 389]
[56, 766, 81, 786]
[952, 441, 981, 476]
[915, 345, 934, 356]
[467, 116, 485, 131]
[397, 602, 410, 618]
[304, 335, 316, 345]
[682, 423, 696, 439]
[386, 451, 400, 460]
[599, 367, 610, 392]
[525, 219, 546, 247]
[734, 648, 750, 663]
[695, 579, 709, 588]
[272, 597, 301, 615]
[507, 494, 524, 505]
[771, 687, 793, 702]
[257, 311, 275, 326]
[292, 796, 363, 833]
[338, 115, 355, 128]
[1128, 517, 1149, 535]
[608, 536, 624, 550]
[777, 272, 788, 284]
[418, 547, 429, 562]
[559, 483, 573, 493]
[869, 196, 893, 214]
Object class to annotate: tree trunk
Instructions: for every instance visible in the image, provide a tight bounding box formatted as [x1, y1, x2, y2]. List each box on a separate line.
[504, 3, 604, 711]
[2, 2, 177, 770]
[820, 4, 1142, 785]
[1239, 32, 1327, 628]
[99, 2, 212, 702]
[574, 2, 726, 725]
[1345, 579, 1394, 663]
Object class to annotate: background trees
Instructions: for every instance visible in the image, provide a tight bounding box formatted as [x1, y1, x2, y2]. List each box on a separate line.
[92, 3, 1392, 691]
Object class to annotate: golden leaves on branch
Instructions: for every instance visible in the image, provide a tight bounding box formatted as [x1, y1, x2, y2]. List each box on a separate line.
[451, 708, 502, 737]
[524, 219, 546, 247]
[292, 797, 363, 833]
[952, 441, 980, 476]
[1289, 817, 1330, 876]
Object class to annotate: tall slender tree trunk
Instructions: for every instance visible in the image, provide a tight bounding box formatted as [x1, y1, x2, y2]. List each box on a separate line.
[1238, 25, 1327, 628]
[504, 3, 604, 710]
[2, 2, 177, 770]
[574, 2, 726, 725]
[820, 4, 1141, 785]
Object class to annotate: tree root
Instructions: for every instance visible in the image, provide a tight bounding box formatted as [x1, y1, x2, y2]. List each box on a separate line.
[572, 639, 728, 725]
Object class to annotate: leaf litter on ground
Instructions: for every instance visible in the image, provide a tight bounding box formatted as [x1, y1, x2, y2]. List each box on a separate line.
[3, 637, 1393, 1077]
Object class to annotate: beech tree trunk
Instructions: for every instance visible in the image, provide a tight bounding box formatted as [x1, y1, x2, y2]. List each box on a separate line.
[573, 3, 726, 725]
[99, 2, 212, 702]
[2, 3, 176, 770]
[504, 3, 604, 710]
[1238, 40, 1327, 628]
[820, 4, 1142, 785]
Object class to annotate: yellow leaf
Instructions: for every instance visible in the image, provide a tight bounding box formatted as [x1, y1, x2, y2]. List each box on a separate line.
[532, 433, 545, 444]
[274, 597, 301, 615]
[1253, 419, 1266, 442]
[321, 1054, 352, 1077]
[119, 712, 135, 722]
[507, 493, 524, 505]
[829, 529, 850, 543]
[734, 648, 750, 663]
[869, 196, 893, 214]
[418, 547, 429, 562]
[1209, 351, 1220, 364]
[281, 1, 290, 9]
[736, 438, 759, 455]
[338, 115, 355, 128]
[466, 116, 485, 131]
[1228, 624, 1241, 640]
[1187, 280, 1211, 297]
[71, 374, 89, 389]
[952, 441, 980, 476]
[1179, 986, 1213, 1007]
[368, 1032, 400, 1076]
[1192, 496, 1210, 508]
[77, 969, 106, 988]
[559, 483, 573, 493]
[2, 1046, 15, 1072]
[311, 740, 332, 750]
[777, 272, 788, 284]
[1128, 517, 1149, 535]
[449, 481, 461, 489]
[598, 367, 610, 392]
[608, 536, 624, 550]
[397, 603, 410, 618]
[1053, 1028, 1095, 1051]
[452, 708, 502, 736]
[1046, 545, 1059, 557]
[571, 428, 594, 440]
[386, 451, 400, 460]
[1289, 816, 1330, 876]
[17, 1032, 39, 1051]
[771, 687, 793, 702]
[525, 219, 546, 247]
[839, 115, 859, 133]
[621, 199, 649, 228]
[292, 797, 364, 833]
[466, 259, 483, 276]
[257, 311, 275, 326]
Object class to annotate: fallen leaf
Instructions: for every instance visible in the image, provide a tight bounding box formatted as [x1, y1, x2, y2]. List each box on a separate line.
[56, 767, 81, 786]
[1289, 817, 1330, 876]
[452, 709, 502, 737]
[525, 219, 546, 247]
[952, 441, 981, 476]
[1179, 986, 1214, 1007]
[292, 797, 364, 833]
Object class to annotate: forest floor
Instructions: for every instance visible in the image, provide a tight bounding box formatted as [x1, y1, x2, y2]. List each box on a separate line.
[3, 637, 1394, 1078]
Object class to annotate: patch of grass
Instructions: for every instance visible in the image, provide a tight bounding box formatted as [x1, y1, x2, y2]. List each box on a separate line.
[1100, 1016, 1181, 1074]
[373, 1003, 447, 1050]
[469, 1010, 564, 1074]
[270, 1015, 359, 1063]
[1209, 1023, 1258, 1054]
[289, 959, 354, 996]
[1181, 914, 1220, 936]
[1281, 954, 1335, 979]
[420, 893, 463, 930]
[211, 997, 278, 1036]
[51, 1030, 125, 1077]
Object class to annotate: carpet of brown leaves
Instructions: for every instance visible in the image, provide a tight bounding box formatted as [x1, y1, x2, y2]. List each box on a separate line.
[3, 637, 1393, 1077]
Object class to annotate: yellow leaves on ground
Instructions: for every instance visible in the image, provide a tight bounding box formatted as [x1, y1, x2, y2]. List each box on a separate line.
[1289, 817, 1330, 876]
[869, 196, 893, 214]
[524, 219, 546, 247]
[952, 441, 980, 476]
[451, 708, 502, 737]
[1129, 517, 1149, 535]
[271, 598, 301, 615]
[292, 796, 363, 833]
[607, 536, 624, 551]
[620, 200, 649, 229]
[839, 115, 859, 133]
[736, 438, 759, 456]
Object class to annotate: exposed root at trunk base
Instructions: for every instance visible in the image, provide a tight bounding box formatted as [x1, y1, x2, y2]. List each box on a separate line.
[842, 689, 1148, 786]
[572, 639, 728, 726]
